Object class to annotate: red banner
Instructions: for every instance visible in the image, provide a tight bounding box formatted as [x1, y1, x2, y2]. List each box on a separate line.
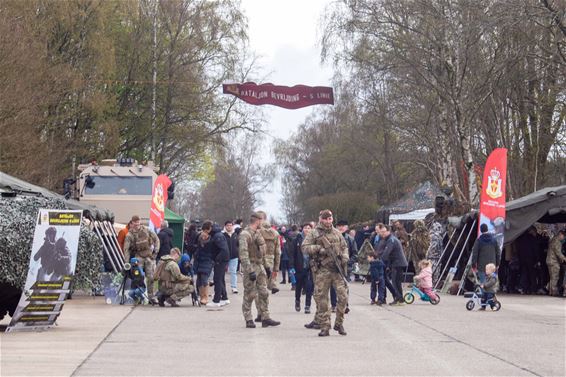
[149, 174, 171, 232]
[478, 148, 507, 248]
[223, 82, 334, 109]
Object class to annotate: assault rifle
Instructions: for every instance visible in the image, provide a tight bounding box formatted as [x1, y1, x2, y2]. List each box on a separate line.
[317, 235, 349, 286]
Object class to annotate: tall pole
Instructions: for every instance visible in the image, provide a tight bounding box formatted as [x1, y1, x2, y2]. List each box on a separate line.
[151, 0, 158, 162]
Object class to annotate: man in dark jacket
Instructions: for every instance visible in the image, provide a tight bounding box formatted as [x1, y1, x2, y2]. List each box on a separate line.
[380, 224, 408, 305]
[472, 223, 501, 283]
[207, 223, 230, 308]
[223, 220, 240, 294]
[288, 223, 314, 313]
[516, 226, 539, 294]
[157, 220, 174, 261]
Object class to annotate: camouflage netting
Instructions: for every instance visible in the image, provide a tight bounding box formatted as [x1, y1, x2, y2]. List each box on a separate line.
[0, 195, 103, 291]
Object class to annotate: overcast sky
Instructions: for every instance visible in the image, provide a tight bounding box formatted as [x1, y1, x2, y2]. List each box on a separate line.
[240, 0, 334, 222]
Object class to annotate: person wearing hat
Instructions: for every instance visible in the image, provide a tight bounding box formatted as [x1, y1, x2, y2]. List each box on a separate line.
[239, 212, 281, 328]
[302, 210, 349, 336]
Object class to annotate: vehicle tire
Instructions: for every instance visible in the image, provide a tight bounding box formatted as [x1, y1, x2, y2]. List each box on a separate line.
[466, 300, 475, 311]
[430, 295, 440, 305]
[404, 292, 415, 304]
[492, 301, 501, 311]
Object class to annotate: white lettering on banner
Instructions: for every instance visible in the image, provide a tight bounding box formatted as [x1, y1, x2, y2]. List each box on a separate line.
[317, 92, 331, 99]
[241, 90, 268, 99]
[270, 92, 300, 102]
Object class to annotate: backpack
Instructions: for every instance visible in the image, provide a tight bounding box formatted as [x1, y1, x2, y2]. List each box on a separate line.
[132, 227, 151, 257]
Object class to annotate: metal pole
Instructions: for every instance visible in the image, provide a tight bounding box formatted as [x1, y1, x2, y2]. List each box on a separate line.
[434, 222, 469, 290]
[95, 221, 123, 272]
[432, 228, 457, 276]
[92, 222, 118, 273]
[102, 221, 125, 266]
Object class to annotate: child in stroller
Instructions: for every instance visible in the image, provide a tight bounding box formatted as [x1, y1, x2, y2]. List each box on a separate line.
[465, 263, 501, 311]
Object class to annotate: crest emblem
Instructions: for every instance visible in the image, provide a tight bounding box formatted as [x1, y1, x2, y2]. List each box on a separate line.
[153, 183, 165, 212]
[486, 168, 502, 199]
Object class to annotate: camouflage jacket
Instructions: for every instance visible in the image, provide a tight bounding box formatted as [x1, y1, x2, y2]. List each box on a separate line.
[260, 222, 281, 271]
[124, 225, 160, 260]
[239, 226, 267, 272]
[302, 223, 349, 272]
[158, 255, 190, 289]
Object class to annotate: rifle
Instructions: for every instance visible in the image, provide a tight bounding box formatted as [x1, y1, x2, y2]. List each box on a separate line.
[318, 235, 349, 286]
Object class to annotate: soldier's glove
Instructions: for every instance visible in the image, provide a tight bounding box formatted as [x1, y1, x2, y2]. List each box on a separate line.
[249, 271, 257, 281]
[265, 267, 272, 277]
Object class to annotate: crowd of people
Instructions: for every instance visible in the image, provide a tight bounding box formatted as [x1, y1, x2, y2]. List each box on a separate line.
[115, 210, 566, 335]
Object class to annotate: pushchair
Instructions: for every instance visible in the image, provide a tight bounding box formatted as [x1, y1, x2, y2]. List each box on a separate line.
[464, 269, 501, 311]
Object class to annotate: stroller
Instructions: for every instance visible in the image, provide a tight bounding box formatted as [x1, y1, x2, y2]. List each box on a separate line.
[464, 270, 501, 311]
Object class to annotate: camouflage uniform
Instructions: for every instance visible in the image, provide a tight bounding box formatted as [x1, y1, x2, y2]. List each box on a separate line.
[302, 223, 349, 331]
[260, 222, 281, 291]
[394, 223, 410, 260]
[426, 221, 446, 285]
[124, 225, 160, 299]
[157, 255, 194, 300]
[239, 226, 271, 321]
[409, 220, 430, 273]
[546, 235, 566, 296]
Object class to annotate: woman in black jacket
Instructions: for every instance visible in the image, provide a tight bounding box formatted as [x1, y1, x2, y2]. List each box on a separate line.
[194, 221, 214, 305]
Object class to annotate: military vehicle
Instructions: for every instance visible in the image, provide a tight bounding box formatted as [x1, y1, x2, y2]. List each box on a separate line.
[75, 158, 158, 224]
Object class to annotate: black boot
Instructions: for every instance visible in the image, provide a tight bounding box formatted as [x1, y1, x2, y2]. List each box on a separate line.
[246, 320, 256, 328]
[333, 323, 347, 335]
[254, 315, 262, 323]
[271, 287, 280, 294]
[295, 300, 300, 312]
[318, 329, 330, 337]
[262, 318, 281, 327]
[158, 295, 166, 307]
[304, 321, 320, 329]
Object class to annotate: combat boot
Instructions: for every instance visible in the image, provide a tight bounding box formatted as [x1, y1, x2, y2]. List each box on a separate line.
[271, 287, 280, 294]
[158, 295, 166, 307]
[262, 318, 281, 328]
[166, 297, 179, 307]
[333, 323, 347, 336]
[295, 300, 300, 312]
[254, 315, 262, 323]
[246, 320, 256, 328]
[304, 306, 311, 314]
[304, 321, 320, 329]
[318, 329, 330, 337]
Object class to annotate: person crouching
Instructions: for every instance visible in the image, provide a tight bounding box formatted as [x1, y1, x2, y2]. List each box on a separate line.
[157, 248, 194, 307]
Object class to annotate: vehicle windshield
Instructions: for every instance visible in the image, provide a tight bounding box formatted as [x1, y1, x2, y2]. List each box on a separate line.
[84, 176, 152, 195]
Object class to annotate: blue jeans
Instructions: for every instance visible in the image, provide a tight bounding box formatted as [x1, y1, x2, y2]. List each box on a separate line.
[129, 287, 146, 301]
[228, 258, 238, 289]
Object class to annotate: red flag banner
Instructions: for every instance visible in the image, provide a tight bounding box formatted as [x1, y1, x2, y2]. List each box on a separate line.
[478, 148, 508, 249]
[149, 174, 171, 232]
[223, 82, 334, 109]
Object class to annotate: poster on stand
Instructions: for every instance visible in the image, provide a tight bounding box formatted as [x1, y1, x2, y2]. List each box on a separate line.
[6, 209, 82, 332]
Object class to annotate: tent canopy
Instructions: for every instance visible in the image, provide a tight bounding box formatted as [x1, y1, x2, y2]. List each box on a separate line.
[0, 171, 115, 222]
[389, 208, 435, 222]
[505, 185, 566, 244]
[380, 181, 446, 214]
[165, 207, 185, 251]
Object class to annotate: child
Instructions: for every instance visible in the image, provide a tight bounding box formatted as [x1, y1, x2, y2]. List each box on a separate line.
[368, 251, 386, 305]
[126, 257, 148, 305]
[414, 260, 439, 301]
[480, 263, 498, 310]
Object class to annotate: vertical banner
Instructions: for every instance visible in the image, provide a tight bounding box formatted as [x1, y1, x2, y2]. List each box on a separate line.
[149, 174, 171, 232]
[7, 209, 83, 332]
[478, 148, 508, 249]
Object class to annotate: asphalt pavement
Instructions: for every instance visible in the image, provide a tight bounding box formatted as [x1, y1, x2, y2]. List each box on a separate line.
[1, 279, 565, 376]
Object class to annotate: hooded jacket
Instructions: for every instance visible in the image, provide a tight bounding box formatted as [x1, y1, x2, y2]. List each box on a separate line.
[157, 227, 174, 259]
[209, 224, 230, 264]
[223, 229, 239, 260]
[471, 233, 501, 271]
[178, 254, 192, 276]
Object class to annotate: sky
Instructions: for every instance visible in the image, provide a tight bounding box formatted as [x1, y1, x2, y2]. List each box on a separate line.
[239, 0, 334, 222]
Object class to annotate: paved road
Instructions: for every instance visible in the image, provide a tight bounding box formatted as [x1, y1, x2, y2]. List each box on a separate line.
[1, 281, 565, 376]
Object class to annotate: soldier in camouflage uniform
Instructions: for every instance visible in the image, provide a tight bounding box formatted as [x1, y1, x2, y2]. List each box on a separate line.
[124, 215, 160, 304]
[257, 211, 281, 294]
[157, 248, 194, 307]
[393, 221, 410, 260]
[239, 213, 280, 328]
[409, 220, 430, 274]
[302, 210, 349, 337]
[546, 230, 566, 296]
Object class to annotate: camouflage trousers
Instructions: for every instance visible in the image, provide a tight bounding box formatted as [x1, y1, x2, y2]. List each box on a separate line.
[548, 265, 562, 295]
[243, 263, 270, 322]
[314, 267, 348, 331]
[159, 281, 194, 301]
[137, 255, 156, 298]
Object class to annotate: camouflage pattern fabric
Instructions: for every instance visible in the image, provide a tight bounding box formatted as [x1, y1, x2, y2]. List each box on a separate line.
[409, 220, 430, 273]
[314, 267, 347, 330]
[354, 239, 373, 278]
[426, 221, 446, 284]
[243, 264, 270, 321]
